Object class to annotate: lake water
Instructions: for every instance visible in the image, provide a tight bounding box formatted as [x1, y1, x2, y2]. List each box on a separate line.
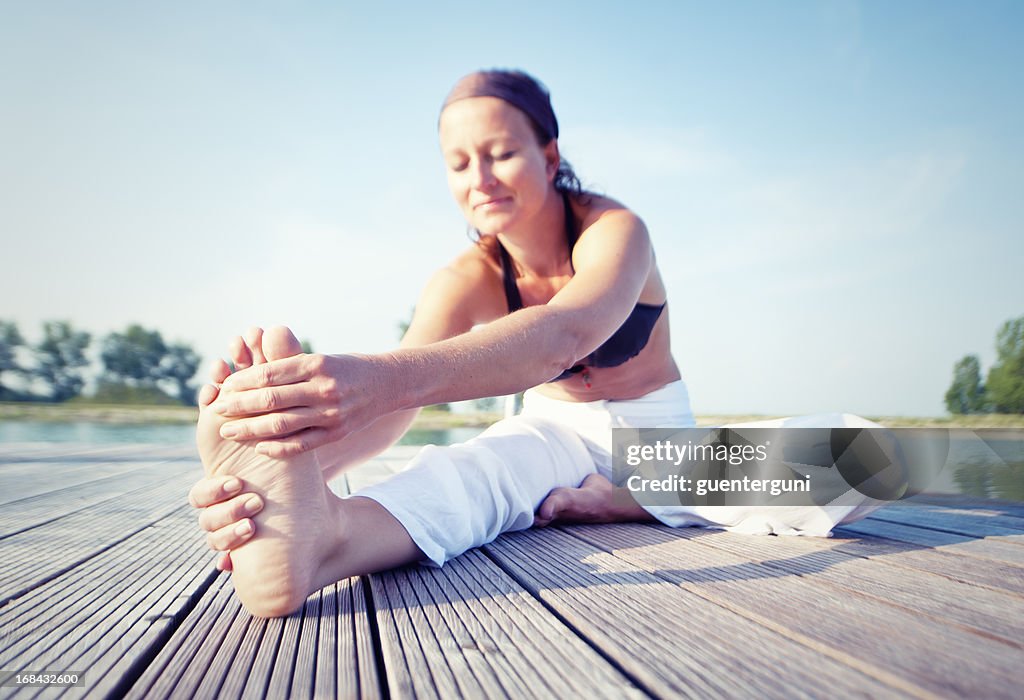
[1, 421, 1021, 502]
[0, 420, 485, 448]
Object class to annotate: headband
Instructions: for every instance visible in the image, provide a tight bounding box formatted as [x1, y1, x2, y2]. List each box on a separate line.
[442, 69, 559, 141]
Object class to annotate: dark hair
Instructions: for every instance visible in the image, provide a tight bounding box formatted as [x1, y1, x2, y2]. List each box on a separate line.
[442, 69, 589, 250]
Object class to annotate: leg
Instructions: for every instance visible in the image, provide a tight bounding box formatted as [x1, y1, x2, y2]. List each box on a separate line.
[355, 414, 596, 565]
[197, 327, 422, 617]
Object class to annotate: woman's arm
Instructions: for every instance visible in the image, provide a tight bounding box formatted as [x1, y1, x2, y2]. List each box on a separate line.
[213, 208, 654, 455]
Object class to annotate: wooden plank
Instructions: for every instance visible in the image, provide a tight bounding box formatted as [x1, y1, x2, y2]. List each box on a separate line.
[866, 503, 1024, 540]
[369, 550, 645, 700]
[0, 508, 209, 677]
[123, 574, 238, 699]
[0, 462, 197, 537]
[0, 469, 199, 603]
[443, 550, 641, 699]
[838, 518, 1024, 566]
[561, 523, 1021, 699]
[487, 528, 909, 699]
[908, 493, 1024, 518]
[615, 524, 1024, 646]
[349, 577, 381, 699]
[0, 452, 192, 506]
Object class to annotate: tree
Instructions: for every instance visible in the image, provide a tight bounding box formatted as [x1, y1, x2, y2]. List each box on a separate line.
[35, 321, 91, 401]
[986, 316, 1024, 413]
[944, 355, 987, 415]
[0, 320, 27, 400]
[101, 324, 168, 386]
[161, 343, 201, 405]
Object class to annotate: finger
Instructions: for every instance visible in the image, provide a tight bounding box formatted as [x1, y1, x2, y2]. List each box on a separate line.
[217, 552, 233, 572]
[221, 354, 317, 392]
[188, 475, 244, 509]
[206, 518, 255, 552]
[220, 408, 328, 441]
[197, 493, 264, 532]
[212, 380, 319, 418]
[229, 336, 254, 370]
[246, 326, 267, 364]
[255, 427, 333, 458]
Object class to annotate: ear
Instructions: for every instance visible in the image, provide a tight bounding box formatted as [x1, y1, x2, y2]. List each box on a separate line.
[543, 139, 560, 181]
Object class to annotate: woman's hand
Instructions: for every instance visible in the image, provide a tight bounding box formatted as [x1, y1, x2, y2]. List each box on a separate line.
[208, 328, 397, 458]
[188, 474, 264, 572]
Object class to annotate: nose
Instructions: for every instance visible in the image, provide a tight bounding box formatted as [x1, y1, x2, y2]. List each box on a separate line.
[467, 159, 496, 191]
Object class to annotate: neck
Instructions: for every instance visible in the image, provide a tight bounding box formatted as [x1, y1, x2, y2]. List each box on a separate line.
[497, 189, 570, 278]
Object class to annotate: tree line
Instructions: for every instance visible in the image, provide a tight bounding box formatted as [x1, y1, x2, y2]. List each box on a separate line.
[0, 320, 201, 406]
[945, 315, 1024, 414]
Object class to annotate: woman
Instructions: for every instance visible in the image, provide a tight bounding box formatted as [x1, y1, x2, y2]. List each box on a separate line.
[190, 70, 879, 618]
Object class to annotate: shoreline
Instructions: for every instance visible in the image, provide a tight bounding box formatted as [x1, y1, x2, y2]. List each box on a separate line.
[2, 402, 1023, 430]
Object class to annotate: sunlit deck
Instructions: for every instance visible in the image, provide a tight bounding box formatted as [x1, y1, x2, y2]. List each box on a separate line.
[0, 443, 1021, 699]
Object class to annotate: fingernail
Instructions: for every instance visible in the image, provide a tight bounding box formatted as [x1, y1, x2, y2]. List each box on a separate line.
[234, 520, 253, 536]
[244, 496, 262, 514]
[223, 477, 242, 494]
[220, 424, 238, 439]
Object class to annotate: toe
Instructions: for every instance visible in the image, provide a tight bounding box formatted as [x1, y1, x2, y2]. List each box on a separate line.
[245, 327, 267, 364]
[263, 326, 304, 361]
[230, 336, 253, 369]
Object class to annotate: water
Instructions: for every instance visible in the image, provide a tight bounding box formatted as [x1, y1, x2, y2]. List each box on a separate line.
[0, 420, 484, 448]
[1, 421, 1021, 502]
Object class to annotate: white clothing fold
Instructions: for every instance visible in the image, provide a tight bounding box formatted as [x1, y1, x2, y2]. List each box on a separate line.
[355, 380, 883, 566]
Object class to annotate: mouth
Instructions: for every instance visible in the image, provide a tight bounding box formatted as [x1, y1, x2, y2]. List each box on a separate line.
[474, 197, 512, 210]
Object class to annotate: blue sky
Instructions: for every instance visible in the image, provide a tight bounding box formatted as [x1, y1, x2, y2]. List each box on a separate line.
[2, 1, 1022, 416]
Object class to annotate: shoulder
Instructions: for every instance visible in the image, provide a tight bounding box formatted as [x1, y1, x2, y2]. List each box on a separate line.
[416, 240, 507, 324]
[570, 192, 650, 246]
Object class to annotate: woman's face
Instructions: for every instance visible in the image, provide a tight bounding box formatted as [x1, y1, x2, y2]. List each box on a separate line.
[439, 96, 558, 236]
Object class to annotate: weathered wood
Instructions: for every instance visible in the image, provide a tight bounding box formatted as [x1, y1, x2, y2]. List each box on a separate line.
[4, 443, 1023, 699]
[609, 522, 1024, 646]
[487, 528, 909, 699]
[563, 523, 1022, 699]
[867, 503, 1024, 541]
[0, 470, 199, 603]
[838, 518, 1024, 566]
[0, 509, 213, 699]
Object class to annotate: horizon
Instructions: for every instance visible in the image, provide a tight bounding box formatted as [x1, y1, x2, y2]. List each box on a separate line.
[2, 1, 1022, 417]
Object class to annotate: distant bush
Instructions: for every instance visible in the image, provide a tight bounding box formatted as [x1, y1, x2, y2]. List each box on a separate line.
[81, 380, 182, 406]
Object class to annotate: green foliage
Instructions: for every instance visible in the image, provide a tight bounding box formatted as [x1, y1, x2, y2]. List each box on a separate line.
[986, 316, 1024, 413]
[162, 343, 201, 405]
[89, 379, 181, 405]
[944, 355, 987, 415]
[100, 325, 202, 405]
[0, 320, 27, 399]
[300, 338, 314, 354]
[35, 321, 91, 402]
[101, 325, 168, 384]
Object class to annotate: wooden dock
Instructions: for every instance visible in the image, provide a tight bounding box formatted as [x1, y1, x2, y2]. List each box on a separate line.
[0, 442, 1022, 699]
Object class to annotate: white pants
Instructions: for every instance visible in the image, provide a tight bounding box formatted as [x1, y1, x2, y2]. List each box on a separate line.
[355, 380, 882, 566]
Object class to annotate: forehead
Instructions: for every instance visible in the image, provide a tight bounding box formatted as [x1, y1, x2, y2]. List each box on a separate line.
[438, 96, 534, 152]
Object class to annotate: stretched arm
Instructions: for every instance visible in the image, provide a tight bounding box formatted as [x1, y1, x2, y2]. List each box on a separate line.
[213, 208, 654, 455]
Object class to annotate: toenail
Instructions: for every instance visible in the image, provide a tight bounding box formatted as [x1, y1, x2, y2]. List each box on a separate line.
[220, 424, 238, 439]
[235, 521, 253, 536]
[244, 496, 262, 514]
[223, 477, 241, 494]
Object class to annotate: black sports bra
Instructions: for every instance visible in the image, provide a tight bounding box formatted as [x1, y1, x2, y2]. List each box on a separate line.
[497, 193, 665, 383]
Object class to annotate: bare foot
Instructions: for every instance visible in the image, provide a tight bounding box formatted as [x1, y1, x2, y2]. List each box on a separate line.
[534, 474, 656, 527]
[196, 326, 423, 616]
[197, 326, 342, 617]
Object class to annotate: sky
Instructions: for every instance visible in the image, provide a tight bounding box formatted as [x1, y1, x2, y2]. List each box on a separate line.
[2, 0, 1022, 417]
